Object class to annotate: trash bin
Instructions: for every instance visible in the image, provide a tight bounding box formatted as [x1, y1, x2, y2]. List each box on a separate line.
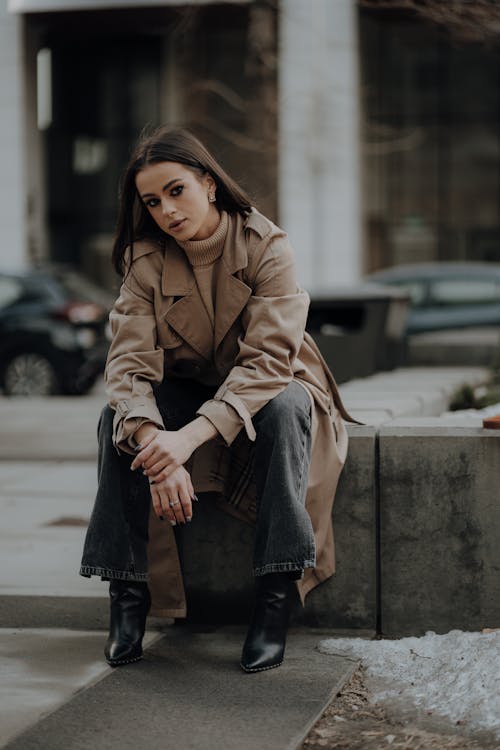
[307, 285, 410, 383]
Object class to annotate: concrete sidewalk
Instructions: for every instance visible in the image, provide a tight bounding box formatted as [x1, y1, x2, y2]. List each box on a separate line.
[1, 627, 355, 750]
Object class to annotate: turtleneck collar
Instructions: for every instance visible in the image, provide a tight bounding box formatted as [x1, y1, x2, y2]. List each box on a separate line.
[177, 211, 228, 267]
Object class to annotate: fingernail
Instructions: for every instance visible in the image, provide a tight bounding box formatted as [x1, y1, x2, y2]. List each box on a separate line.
[170, 521, 176, 526]
[134, 445, 142, 452]
[186, 517, 192, 523]
[193, 494, 199, 502]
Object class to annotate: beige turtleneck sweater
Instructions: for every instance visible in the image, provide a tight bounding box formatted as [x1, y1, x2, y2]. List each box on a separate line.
[177, 210, 229, 331]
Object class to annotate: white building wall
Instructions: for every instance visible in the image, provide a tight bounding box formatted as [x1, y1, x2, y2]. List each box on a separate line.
[278, 0, 362, 291]
[0, 1, 27, 269]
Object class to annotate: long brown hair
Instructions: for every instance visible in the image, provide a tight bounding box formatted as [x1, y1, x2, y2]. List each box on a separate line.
[112, 126, 253, 276]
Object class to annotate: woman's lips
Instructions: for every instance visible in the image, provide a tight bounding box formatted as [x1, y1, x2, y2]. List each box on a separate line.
[168, 218, 186, 232]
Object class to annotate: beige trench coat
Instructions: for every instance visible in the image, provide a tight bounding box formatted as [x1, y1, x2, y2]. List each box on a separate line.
[105, 209, 351, 617]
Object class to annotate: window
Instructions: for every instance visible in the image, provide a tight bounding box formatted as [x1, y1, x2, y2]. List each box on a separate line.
[0, 277, 22, 309]
[389, 281, 427, 307]
[430, 279, 500, 306]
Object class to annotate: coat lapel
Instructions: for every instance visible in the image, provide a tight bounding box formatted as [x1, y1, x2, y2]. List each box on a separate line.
[161, 243, 214, 360]
[159, 214, 253, 359]
[214, 273, 252, 351]
[214, 213, 252, 351]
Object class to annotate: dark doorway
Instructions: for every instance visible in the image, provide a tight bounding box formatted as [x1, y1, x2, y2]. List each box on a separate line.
[46, 33, 162, 279]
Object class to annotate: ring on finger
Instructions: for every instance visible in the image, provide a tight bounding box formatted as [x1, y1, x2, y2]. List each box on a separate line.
[169, 500, 181, 507]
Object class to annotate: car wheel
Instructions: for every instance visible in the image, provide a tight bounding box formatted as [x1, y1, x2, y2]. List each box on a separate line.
[3, 352, 60, 396]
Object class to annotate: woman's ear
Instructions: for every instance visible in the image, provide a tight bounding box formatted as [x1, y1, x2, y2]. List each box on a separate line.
[204, 173, 217, 203]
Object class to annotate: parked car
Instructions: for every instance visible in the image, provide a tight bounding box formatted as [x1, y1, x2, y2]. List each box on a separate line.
[365, 262, 500, 334]
[0, 266, 112, 396]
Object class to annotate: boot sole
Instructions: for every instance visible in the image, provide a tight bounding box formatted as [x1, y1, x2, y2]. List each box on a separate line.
[240, 659, 283, 673]
[106, 653, 143, 668]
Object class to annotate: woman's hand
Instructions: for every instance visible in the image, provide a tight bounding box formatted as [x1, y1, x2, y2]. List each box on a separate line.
[149, 465, 195, 525]
[131, 429, 194, 481]
[131, 417, 219, 482]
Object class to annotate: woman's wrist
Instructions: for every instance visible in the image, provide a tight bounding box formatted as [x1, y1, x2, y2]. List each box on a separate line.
[180, 416, 218, 452]
[134, 422, 159, 447]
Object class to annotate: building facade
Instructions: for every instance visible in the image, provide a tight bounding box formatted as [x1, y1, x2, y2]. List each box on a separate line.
[2, 0, 499, 292]
[2, 0, 361, 291]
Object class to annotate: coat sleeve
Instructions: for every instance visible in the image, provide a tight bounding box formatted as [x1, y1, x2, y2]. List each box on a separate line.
[105, 268, 165, 453]
[196, 232, 309, 446]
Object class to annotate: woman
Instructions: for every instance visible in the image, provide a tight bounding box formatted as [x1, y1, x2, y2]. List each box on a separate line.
[80, 126, 351, 673]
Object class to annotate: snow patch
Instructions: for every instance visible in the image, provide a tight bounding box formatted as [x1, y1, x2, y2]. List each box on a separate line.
[319, 630, 500, 737]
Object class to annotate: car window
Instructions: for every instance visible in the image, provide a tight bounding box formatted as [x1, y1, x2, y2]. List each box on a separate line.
[389, 281, 426, 307]
[0, 277, 22, 309]
[49, 267, 114, 307]
[430, 279, 500, 306]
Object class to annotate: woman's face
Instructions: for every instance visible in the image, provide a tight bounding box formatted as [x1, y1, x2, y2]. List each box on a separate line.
[135, 161, 219, 242]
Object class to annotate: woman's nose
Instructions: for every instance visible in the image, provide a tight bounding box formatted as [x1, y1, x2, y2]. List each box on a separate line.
[161, 198, 176, 216]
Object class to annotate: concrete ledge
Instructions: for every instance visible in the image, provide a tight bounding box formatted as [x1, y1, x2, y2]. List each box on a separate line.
[378, 421, 500, 636]
[408, 327, 500, 367]
[339, 366, 489, 425]
[296, 423, 377, 630]
[181, 427, 379, 632]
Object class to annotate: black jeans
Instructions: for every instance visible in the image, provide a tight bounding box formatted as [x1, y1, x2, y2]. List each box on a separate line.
[80, 379, 315, 581]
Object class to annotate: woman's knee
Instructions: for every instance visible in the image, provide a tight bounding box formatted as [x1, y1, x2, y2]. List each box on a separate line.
[254, 383, 311, 434]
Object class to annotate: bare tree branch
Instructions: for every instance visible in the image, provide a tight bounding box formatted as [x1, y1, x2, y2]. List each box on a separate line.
[362, 122, 426, 155]
[359, 0, 500, 41]
[188, 80, 247, 113]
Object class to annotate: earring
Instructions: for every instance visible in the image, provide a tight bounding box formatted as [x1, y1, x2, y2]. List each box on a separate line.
[208, 193, 216, 203]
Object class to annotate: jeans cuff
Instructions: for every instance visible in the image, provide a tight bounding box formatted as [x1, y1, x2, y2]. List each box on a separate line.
[253, 559, 316, 577]
[79, 565, 149, 582]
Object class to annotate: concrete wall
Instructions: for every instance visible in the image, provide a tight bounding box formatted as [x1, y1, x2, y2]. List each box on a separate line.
[379, 423, 500, 636]
[179, 426, 379, 632]
[296, 425, 378, 631]
[0, 2, 27, 269]
[180, 417, 500, 636]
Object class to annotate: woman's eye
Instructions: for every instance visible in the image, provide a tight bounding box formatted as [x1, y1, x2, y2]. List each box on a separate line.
[145, 198, 160, 208]
[171, 185, 184, 197]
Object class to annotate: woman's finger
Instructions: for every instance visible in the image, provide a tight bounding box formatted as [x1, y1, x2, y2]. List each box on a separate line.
[150, 482, 178, 526]
[144, 457, 178, 479]
[131, 439, 158, 470]
[156, 486, 178, 526]
[141, 448, 166, 472]
[150, 484, 165, 521]
[150, 467, 195, 525]
[178, 481, 193, 522]
[166, 490, 186, 525]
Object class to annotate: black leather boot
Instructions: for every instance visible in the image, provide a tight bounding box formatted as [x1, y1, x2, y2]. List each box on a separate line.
[240, 573, 293, 673]
[104, 580, 151, 667]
